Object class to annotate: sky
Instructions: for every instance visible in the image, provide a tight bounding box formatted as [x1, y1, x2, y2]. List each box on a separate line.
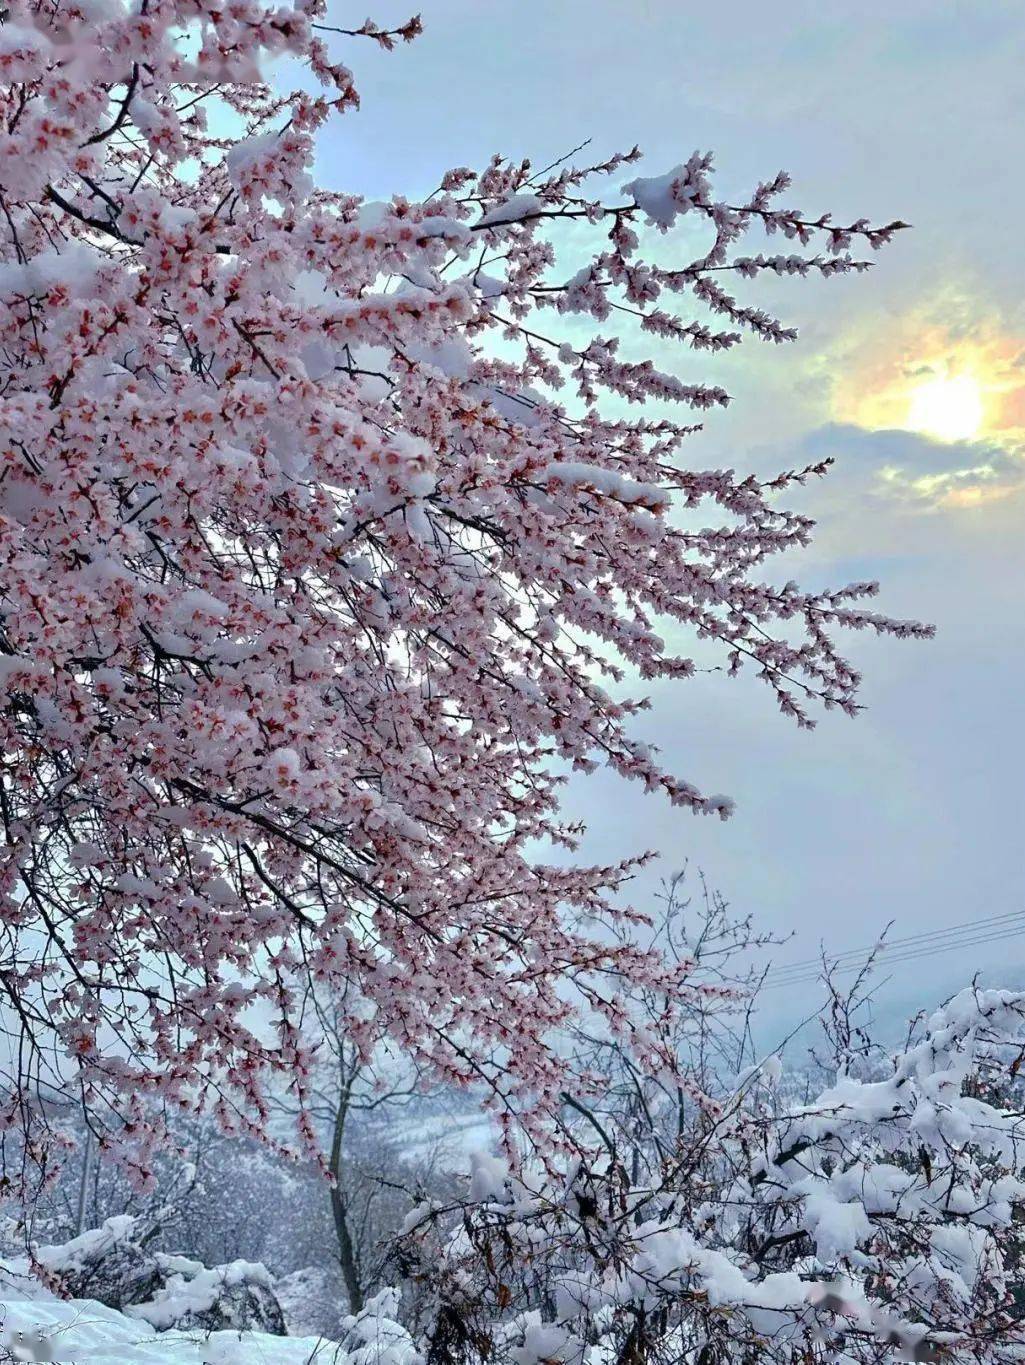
[312, 3, 1025, 1026]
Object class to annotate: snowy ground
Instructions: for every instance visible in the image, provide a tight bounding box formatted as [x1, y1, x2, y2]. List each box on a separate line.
[0, 1265, 414, 1364]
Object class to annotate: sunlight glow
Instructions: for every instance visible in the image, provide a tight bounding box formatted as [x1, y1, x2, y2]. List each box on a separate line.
[906, 372, 984, 443]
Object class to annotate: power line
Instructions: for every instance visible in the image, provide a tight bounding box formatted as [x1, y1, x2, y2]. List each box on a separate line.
[764, 922, 1025, 989]
[761, 909, 1025, 985]
[763, 908, 1025, 980]
[761, 920, 1025, 990]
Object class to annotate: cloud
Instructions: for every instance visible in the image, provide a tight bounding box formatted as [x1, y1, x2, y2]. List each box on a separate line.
[799, 422, 1025, 510]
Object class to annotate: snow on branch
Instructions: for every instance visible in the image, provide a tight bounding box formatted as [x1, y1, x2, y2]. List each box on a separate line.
[0, 4, 929, 1184]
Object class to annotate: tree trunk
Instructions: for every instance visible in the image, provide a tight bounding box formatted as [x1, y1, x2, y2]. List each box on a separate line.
[328, 1091, 364, 1314]
[75, 1128, 94, 1236]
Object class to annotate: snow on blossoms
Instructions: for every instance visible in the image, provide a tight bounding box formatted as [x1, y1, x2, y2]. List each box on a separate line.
[0, 3, 929, 1175]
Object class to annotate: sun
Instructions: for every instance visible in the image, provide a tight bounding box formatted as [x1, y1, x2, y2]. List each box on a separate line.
[906, 372, 984, 442]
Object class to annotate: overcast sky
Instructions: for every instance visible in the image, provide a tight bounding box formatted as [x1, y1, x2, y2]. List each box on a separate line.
[314, 3, 1025, 1026]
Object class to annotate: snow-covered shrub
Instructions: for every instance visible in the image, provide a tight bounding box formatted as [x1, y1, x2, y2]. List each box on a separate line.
[336, 1289, 422, 1365]
[30, 1216, 286, 1336]
[130, 1254, 286, 1336]
[403, 988, 1025, 1365]
[0, 1269, 416, 1363]
[31, 1216, 164, 1309]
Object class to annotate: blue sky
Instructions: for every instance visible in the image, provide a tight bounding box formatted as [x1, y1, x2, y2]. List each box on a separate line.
[313, 4, 1025, 1021]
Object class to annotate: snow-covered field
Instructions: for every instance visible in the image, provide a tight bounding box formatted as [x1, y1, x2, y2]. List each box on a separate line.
[0, 1266, 415, 1365]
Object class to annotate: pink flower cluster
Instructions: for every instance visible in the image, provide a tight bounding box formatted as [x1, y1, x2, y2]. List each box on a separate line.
[0, 2, 928, 1179]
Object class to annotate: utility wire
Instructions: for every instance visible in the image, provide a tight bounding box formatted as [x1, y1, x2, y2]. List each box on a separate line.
[762, 908, 1025, 985]
[764, 908, 1025, 980]
[763, 921, 1025, 989]
[761, 920, 1025, 990]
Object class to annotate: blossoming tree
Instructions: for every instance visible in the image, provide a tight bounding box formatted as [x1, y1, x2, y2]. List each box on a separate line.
[0, 3, 929, 1184]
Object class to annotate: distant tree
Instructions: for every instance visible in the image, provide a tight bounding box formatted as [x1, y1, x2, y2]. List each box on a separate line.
[294, 974, 457, 1312]
[5, 1110, 308, 1270]
[0, 3, 928, 1186]
[557, 867, 779, 1170]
